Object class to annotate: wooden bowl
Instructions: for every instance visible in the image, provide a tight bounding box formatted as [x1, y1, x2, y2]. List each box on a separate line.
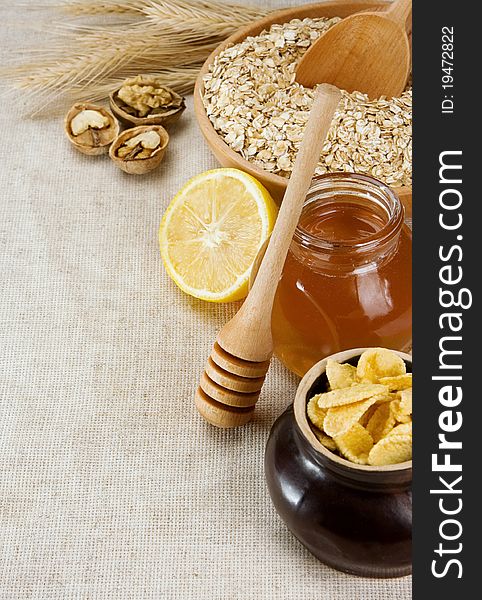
[194, 0, 412, 218]
[265, 347, 412, 577]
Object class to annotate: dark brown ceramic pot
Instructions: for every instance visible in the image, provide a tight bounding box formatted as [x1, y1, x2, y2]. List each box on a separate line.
[265, 348, 412, 578]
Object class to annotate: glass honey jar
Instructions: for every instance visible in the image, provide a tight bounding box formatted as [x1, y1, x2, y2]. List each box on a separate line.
[271, 173, 412, 376]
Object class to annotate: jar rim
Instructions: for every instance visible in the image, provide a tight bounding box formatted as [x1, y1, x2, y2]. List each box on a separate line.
[294, 348, 412, 483]
[293, 173, 405, 254]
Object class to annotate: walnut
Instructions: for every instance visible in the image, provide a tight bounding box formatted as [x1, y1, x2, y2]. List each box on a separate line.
[110, 75, 185, 127]
[70, 110, 109, 135]
[65, 103, 119, 156]
[116, 130, 162, 159]
[109, 125, 169, 175]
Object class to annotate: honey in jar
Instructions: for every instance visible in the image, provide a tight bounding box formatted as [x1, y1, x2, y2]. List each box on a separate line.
[272, 174, 412, 376]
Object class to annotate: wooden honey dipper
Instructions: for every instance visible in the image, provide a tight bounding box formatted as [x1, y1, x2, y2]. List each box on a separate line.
[195, 84, 342, 427]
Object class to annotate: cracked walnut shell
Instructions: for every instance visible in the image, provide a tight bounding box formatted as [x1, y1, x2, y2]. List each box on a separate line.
[110, 75, 186, 127]
[109, 125, 169, 175]
[65, 103, 119, 156]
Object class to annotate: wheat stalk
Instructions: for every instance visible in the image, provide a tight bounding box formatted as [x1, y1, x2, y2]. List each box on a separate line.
[59, 1, 147, 15]
[1, 0, 269, 116]
[59, 0, 265, 20]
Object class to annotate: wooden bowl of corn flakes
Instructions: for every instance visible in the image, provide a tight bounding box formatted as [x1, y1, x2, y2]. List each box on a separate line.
[194, 1, 412, 217]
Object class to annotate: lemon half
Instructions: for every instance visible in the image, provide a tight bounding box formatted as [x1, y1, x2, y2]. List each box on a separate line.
[160, 168, 277, 302]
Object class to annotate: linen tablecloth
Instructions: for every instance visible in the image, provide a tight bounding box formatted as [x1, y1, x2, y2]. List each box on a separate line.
[0, 1, 412, 597]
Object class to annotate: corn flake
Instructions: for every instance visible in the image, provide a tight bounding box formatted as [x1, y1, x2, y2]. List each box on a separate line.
[334, 423, 374, 465]
[391, 401, 411, 423]
[324, 394, 386, 437]
[326, 359, 358, 390]
[379, 374, 412, 391]
[392, 389, 412, 423]
[400, 388, 412, 413]
[368, 434, 412, 466]
[366, 402, 397, 443]
[359, 404, 378, 427]
[357, 348, 406, 383]
[315, 384, 388, 408]
[312, 427, 337, 451]
[388, 422, 412, 438]
[307, 397, 326, 430]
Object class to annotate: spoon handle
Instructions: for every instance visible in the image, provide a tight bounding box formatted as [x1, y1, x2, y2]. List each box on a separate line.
[385, 0, 412, 26]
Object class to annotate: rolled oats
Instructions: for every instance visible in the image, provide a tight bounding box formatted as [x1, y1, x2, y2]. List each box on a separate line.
[202, 18, 412, 188]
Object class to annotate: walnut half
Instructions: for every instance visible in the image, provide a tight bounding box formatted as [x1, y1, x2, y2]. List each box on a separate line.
[109, 125, 169, 175]
[65, 103, 119, 156]
[110, 75, 186, 127]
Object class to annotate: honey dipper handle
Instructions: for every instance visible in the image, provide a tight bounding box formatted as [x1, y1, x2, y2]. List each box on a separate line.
[245, 84, 341, 313]
[385, 0, 412, 26]
[216, 84, 341, 362]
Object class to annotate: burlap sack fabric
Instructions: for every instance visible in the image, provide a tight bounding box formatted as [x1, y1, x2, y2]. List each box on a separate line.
[0, 1, 411, 597]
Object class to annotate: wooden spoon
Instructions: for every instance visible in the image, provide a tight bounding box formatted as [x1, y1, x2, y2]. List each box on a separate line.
[295, 0, 411, 98]
[195, 84, 342, 428]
